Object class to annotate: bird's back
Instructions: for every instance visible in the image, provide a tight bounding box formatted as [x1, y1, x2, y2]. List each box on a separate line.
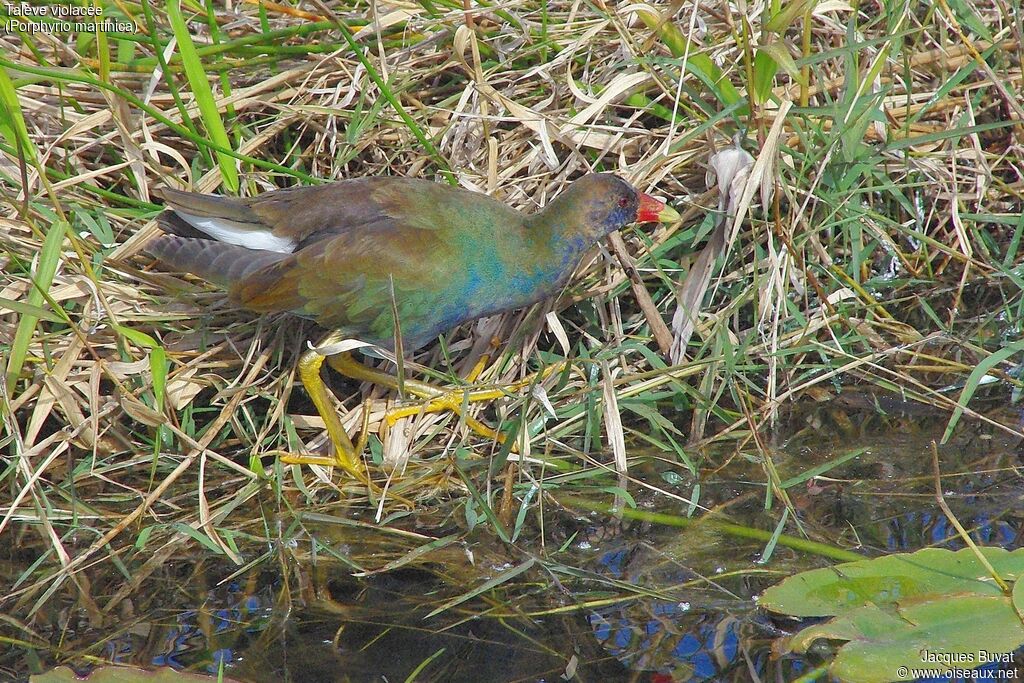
[149, 177, 545, 350]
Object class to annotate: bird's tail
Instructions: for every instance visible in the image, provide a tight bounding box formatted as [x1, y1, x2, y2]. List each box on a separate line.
[146, 234, 288, 290]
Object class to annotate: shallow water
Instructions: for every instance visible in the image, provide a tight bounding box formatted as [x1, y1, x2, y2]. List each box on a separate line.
[6, 396, 1023, 682]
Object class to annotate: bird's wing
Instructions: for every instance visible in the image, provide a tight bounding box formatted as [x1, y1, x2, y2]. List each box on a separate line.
[154, 178, 524, 344]
[229, 223, 460, 344]
[156, 178, 517, 252]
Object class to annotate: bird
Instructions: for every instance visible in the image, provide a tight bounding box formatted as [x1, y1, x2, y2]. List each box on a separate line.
[148, 173, 680, 480]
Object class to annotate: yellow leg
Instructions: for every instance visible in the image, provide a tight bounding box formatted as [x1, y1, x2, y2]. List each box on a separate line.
[325, 351, 568, 445]
[326, 352, 441, 399]
[324, 336, 504, 402]
[280, 347, 368, 481]
[463, 341, 498, 383]
[284, 329, 567, 479]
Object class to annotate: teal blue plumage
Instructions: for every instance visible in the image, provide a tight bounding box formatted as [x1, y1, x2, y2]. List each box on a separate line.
[149, 174, 675, 350]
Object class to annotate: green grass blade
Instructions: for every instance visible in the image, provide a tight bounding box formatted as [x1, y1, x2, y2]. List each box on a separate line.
[5, 220, 65, 394]
[403, 649, 447, 683]
[166, 0, 239, 191]
[0, 65, 38, 167]
[112, 324, 168, 414]
[0, 297, 63, 324]
[941, 341, 1024, 444]
[329, 15, 453, 183]
[637, 10, 743, 109]
[779, 447, 870, 488]
[0, 58, 313, 183]
[424, 558, 535, 618]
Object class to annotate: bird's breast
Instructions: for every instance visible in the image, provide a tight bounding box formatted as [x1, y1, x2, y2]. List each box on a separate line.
[385, 228, 590, 348]
[457, 240, 583, 318]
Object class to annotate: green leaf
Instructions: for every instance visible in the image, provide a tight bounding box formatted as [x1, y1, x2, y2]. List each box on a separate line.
[839, 91, 885, 163]
[165, 0, 238, 192]
[76, 210, 115, 247]
[635, 8, 743, 109]
[752, 48, 779, 104]
[360, 534, 461, 576]
[943, 0, 993, 40]
[770, 0, 815, 32]
[779, 447, 868, 488]
[760, 547, 1024, 617]
[150, 345, 167, 414]
[135, 526, 157, 550]
[113, 324, 159, 349]
[424, 558, 535, 618]
[762, 548, 1024, 683]
[0, 296, 63, 324]
[941, 340, 1024, 443]
[5, 221, 65, 394]
[170, 522, 226, 554]
[0, 65, 38, 165]
[800, 595, 1021, 683]
[452, 461, 509, 542]
[113, 324, 169, 414]
[759, 41, 804, 83]
[765, 0, 818, 33]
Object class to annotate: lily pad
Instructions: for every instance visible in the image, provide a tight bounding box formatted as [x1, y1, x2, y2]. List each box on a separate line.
[759, 547, 1024, 683]
[760, 547, 1024, 616]
[787, 594, 1022, 682]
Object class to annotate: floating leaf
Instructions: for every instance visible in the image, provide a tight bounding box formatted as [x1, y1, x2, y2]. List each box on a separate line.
[788, 595, 1022, 683]
[761, 548, 1024, 683]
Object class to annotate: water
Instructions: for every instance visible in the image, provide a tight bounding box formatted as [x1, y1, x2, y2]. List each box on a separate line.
[5, 396, 1023, 682]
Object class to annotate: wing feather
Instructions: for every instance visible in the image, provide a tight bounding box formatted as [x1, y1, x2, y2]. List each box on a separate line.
[152, 177, 525, 348]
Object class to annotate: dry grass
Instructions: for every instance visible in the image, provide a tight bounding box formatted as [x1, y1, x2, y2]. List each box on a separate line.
[2, 0, 1024, 674]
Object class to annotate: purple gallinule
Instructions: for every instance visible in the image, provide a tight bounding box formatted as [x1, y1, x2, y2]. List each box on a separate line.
[149, 174, 679, 479]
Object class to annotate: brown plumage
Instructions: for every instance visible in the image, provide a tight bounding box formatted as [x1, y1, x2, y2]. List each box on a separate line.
[149, 174, 678, 351]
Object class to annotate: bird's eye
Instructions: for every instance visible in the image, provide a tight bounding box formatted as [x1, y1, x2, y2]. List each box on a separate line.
[617, 197, 630, 208]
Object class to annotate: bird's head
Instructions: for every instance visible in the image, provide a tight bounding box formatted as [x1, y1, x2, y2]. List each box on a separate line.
[551, 173, 679, 241]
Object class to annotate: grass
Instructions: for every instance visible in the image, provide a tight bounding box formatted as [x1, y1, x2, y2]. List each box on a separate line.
[1, 0, 1023, 677]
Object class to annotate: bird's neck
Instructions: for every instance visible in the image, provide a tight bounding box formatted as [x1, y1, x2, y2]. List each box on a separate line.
[522, 221, 586, 277]
[525, 199, 598, 265]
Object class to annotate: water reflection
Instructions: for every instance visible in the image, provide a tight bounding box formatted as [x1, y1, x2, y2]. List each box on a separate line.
[8, 397, 1024, 681]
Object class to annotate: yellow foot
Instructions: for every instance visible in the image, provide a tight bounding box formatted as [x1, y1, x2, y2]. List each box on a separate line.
[383, 359, 569, 447]
[280, 346, 373, 487]
[285, 326, 569, 483]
